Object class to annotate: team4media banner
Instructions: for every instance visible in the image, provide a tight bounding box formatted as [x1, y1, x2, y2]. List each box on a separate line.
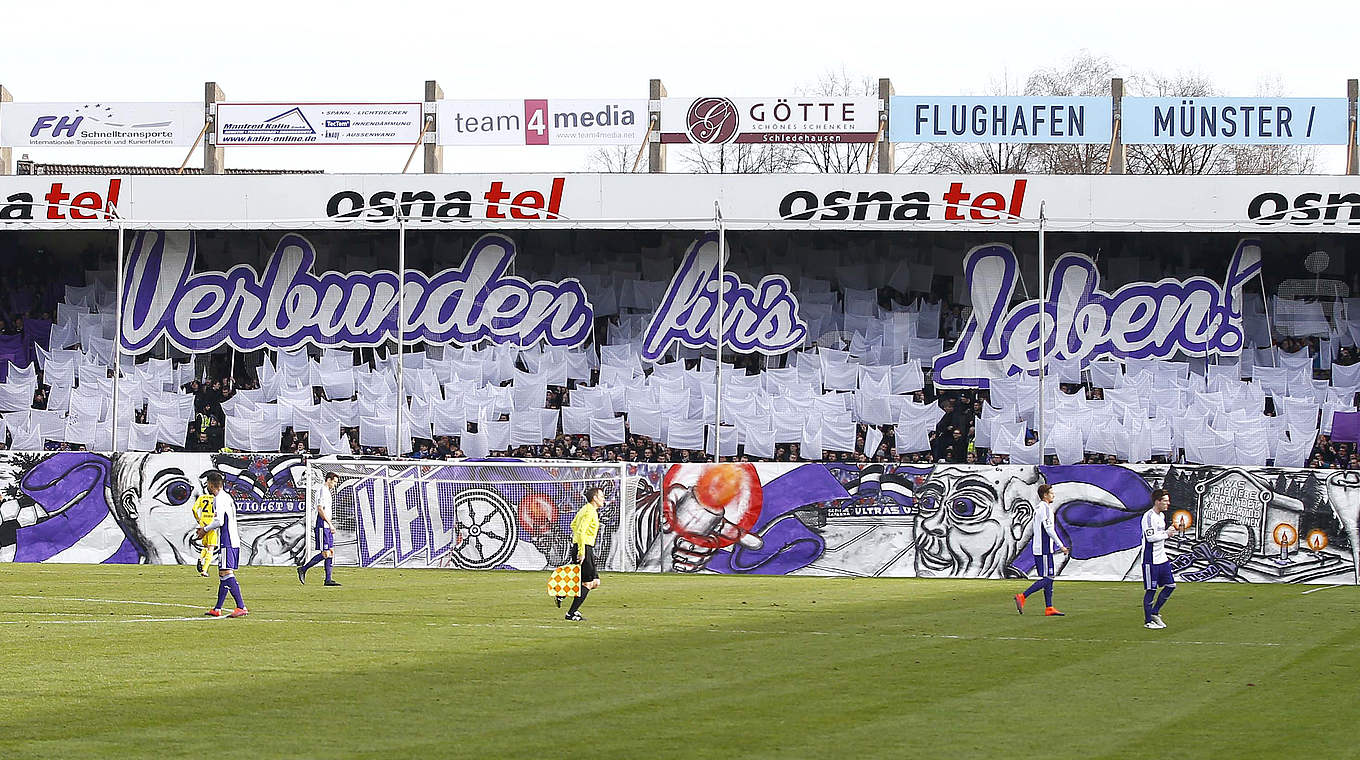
[435, 99, 648, 146]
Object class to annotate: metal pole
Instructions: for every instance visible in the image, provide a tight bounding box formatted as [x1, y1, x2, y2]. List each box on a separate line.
[1036, 202, 1047, 460]
[397, 215, 407, 455]
[112, 213, 124, 451]
[714, 202, 725, 462]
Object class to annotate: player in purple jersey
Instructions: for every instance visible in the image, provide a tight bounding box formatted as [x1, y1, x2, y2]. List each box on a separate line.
[299, 471, 341, 587]
[196, 472, 247, 618]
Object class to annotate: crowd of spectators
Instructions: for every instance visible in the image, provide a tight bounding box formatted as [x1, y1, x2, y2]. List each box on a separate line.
[4, 251, 1360, 470]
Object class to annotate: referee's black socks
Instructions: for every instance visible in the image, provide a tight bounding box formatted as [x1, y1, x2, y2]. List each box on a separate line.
[568, 588, 589, 615]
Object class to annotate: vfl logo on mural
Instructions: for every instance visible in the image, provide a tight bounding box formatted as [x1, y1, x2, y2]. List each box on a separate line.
[932, 240, 1263, 388]
[121, 230, 594, 353]
[686, 98, 740, 144]
[641, 233, 807, 361]
[342, 468, 512, 569]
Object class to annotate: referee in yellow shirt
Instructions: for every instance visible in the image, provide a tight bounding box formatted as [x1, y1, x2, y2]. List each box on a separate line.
[192, 492, 218, 577]
[564, 487, 604, 622]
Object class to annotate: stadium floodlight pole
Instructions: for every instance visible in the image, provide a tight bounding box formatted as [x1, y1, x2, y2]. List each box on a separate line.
[112, 204, 124, 451]
[1036, 201, 1047, 461]
[714, 200, 725, 462]
[1260, 275, 1278, 368]
[396, 208, 407, 457]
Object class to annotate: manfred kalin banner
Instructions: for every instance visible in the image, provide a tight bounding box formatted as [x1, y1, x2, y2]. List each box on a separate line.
[214, 103, 424, 145]
[1, 102, 203, 147]
[932, 240, 1264, 388]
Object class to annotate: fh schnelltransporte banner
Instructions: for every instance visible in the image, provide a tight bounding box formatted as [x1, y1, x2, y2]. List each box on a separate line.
[0, 102, 203, 146]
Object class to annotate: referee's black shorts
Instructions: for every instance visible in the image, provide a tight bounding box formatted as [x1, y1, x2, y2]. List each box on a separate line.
[572, 544, 599, 584]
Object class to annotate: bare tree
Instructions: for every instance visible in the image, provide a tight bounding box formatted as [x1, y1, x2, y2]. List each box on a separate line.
[790, 68, 877, 173]
[1124, 72, 1229, 174]
[1024, 51, 1119, 174]
[586, 145, 645, 173]
[680, 142, 799, 173]
[786, 67, 935, 173]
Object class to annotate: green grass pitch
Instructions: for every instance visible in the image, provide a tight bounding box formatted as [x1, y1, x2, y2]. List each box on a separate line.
[1, 565, 1357, 760]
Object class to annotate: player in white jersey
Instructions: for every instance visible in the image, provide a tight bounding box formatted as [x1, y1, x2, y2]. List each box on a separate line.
[299, 471, 341, 587]
[1141, 488, 1181, 629]
[196, 472, 248, 618]
[1015, 484, 1070, 617]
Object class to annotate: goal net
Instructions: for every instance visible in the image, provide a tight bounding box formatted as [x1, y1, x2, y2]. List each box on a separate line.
[307, 459, 642, 571]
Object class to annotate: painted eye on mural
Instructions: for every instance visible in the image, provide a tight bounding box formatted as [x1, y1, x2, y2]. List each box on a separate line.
[945, 487, 993, 522]
[916, 495, 939, 514]
[158, 479, 194, 507]
[950, 497, 980, 518]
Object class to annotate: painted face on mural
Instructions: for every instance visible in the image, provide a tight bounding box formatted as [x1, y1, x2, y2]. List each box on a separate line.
[1323, 471, 1360, 584]
[110, 453, 216, 564]
[912, 465, 1039, 578]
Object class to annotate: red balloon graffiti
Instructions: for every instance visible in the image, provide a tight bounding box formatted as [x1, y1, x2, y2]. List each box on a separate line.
[662, 463, 763, 549]
[517, 493, 557, 535]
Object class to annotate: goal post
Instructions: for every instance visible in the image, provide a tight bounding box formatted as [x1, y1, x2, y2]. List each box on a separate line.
[307, 459, 653, 572]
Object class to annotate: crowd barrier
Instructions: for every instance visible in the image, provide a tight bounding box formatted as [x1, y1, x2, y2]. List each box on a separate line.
[2, 451, 1355, 586]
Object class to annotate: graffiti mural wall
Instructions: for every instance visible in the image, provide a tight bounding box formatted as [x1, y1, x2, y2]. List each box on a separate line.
[0, 452, 307, 565]
[626, 462, 1359, 585]
[7, 453, 1357, 586]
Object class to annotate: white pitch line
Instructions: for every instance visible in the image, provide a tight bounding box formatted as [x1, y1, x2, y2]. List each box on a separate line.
[1301, 584, 1344, 595]
[11, 595, 204, 610]
[0, 616, 247, 625]
[423, 620, 1281, 647]
[915, 632, 1280, 647]
[4, 596, 385, 626]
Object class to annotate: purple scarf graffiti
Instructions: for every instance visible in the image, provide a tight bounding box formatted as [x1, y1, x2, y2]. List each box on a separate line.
[0, 452, 305, 566]
[7, 452, 139, 563]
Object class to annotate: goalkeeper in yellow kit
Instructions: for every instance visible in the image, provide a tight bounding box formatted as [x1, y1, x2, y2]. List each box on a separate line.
[192, 492, 218, 577]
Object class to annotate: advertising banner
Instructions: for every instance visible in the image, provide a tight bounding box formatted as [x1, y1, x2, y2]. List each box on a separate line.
[0, 102, 203, 147]
[1121, 97, 1350, 145]
[4, 174, 1360, 230]
[435, 99, 647, 146]
[214, 103, 423, 145]
[658, 97, 880, 144]
[888, 96, 1111, 143]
